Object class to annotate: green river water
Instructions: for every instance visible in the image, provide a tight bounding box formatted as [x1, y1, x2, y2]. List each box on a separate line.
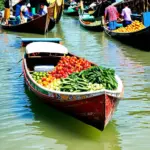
[0, 15, 150, 150]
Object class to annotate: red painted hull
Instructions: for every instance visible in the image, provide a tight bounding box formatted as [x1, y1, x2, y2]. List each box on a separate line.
[23, 61, 122, 130]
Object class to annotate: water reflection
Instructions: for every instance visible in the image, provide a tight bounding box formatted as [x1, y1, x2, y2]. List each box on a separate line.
[25, 86, 122, 150]
[0, 14, 150, 149]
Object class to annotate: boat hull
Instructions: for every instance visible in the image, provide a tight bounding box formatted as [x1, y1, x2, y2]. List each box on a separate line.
[1, 15, 55, 34]
[23, 60, 122, 130]
[79, 17, 103, 31]
[63, 9, 79, 16]
[104, 26, 150, 50]
[55, 3, 63, 23]
[1, 5, 56, 34]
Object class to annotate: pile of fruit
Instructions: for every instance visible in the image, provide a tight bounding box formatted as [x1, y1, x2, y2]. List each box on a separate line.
[89, 21, 101, 26]
[82, 21, 101, 26]
[113, 20, 145, 33]
[31, 72, 55, 87]
[31, 56, 118, 92]
[50, 56, 91, 78]
[31, 56, 91, 87]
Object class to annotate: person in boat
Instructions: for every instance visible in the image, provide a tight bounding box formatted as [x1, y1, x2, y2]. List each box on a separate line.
[39, 3, 48, 15]
[121, 3, 132, 27]
[3, 0, 10, 25]
[104, 1, 118, 30]
[15, 1, 22, 24]
[70, 0, 77, 6]
[20, 2, 33, 23]
[26, 3, 32, 16]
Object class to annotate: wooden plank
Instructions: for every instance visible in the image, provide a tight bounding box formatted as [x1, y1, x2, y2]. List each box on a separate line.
[21, 38, 62, 47]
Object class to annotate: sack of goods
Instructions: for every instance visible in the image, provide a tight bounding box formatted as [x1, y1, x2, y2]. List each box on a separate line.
[68, 7, 76, 12]
[82, 14, 95, 22]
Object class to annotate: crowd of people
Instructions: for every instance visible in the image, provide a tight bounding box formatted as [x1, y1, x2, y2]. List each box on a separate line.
[104, 1, 132, 30]
[78, 0, 132, 30]
[2, 0, 48, 25]
[1, 0, 133, 29]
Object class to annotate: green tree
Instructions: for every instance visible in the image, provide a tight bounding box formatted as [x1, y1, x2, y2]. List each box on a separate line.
[0, 0, 4, 10]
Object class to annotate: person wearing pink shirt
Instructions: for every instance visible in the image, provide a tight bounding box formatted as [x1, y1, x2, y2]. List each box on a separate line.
[104, 2, 118, 30]
[121, 3, 132, 27]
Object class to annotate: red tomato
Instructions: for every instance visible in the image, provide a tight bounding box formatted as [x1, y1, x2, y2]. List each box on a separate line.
[42, 77, 47, 81]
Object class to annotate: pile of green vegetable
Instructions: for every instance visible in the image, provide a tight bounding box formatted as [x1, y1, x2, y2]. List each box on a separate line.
[59, 66, 118, 92]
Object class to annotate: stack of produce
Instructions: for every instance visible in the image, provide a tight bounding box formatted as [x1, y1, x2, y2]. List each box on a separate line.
[31, 56, 91, 87]
[88, 21, 101, 26]
[48, 66, 118, 92]
[50, 56, 92, 79]
[31, 57, 118, 92]
[113, 20, 145, 33]
[31, 72, 55, 87]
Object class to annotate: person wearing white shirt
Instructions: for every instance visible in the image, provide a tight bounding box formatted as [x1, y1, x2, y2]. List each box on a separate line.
[39, 4, 47, 15]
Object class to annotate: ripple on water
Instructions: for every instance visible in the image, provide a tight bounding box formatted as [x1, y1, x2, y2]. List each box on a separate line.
[0, 17, 150, 150]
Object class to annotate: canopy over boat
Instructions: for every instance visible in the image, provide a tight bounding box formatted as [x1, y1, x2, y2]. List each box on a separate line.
[26, 42, 68, 54]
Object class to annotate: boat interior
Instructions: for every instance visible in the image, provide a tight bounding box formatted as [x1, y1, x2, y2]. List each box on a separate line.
[25, 52, 73, 71]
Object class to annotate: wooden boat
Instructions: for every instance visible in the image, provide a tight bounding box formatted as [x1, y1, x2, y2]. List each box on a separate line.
[104, 26, 150, 50]
[79, 15, 103, 31]
[1, 7, 55, 34]
[22, 42, 124, 131]
[63, 7, 79, 16]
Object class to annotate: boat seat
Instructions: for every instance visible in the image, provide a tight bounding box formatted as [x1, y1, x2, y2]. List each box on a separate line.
[28, 52, 63, 58]
[28, 55, 62, 59]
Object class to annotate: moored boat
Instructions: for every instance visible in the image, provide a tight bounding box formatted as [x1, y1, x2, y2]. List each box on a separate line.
[63, 4, 79, 16]
[1, 7, 55, 34]
[103, 25, 150, 50]
[79, 15, 103, 31]
[23, 42, 124, 131]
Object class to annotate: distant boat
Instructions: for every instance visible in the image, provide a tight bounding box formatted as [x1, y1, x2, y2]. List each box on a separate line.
[1, 6, 55, 34]
[63, 2, 79, 16]
[103, 26, 150, 50]
[79, 15, 103, 31]
[63, 8, 79, 16]
[48, 0, 64, 23]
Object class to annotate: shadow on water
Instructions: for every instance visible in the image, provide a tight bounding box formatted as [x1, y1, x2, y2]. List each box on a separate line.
[103, 31, 150, 52]
[24, 85, 122, 150]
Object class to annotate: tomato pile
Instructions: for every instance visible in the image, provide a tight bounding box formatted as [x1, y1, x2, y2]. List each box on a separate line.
[49, 56, 92, 79]
[31, 56, 118, 92]
[32, 56, 92, 88]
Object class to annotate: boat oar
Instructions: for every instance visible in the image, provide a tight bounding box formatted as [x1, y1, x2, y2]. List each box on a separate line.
[6, 58, 23, 71]
[18, 72, 24, 78]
